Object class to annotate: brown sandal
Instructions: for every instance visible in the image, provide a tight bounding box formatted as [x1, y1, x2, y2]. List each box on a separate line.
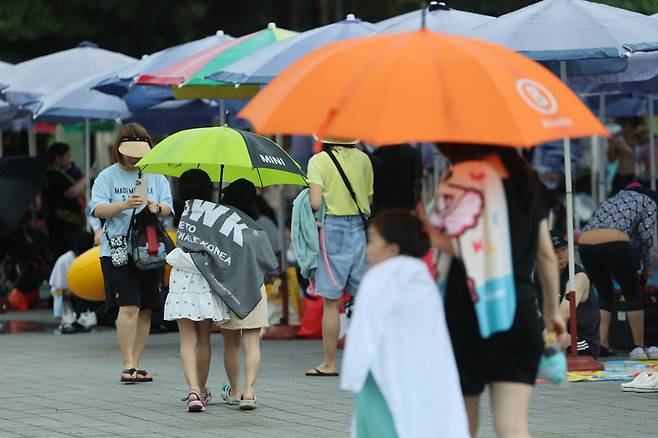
[120, 368, 137, 383]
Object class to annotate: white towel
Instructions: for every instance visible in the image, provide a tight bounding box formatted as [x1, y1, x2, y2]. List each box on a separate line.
[341, 256, 469, 438]
[431, 160, 516, 338]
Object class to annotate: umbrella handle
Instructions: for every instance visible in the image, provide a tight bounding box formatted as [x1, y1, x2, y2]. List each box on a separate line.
[219, 164, 224, 202]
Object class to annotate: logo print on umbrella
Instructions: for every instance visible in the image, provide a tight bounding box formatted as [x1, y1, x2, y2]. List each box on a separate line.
[516, 79, 558, 116]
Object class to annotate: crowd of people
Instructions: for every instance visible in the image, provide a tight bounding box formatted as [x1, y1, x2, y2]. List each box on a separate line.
[5, 117, 658, 437]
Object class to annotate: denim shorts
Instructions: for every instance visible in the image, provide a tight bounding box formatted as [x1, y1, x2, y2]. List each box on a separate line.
[315, 215, 368, 300]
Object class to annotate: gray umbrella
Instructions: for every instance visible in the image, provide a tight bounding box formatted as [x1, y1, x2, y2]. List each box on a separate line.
[469, 0, 658, 317]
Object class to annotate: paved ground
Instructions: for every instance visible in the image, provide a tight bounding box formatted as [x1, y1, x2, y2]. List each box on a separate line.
[0, 310, 657, 438]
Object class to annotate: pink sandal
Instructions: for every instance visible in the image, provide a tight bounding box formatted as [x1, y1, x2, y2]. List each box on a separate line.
[186, 390, 204, 412]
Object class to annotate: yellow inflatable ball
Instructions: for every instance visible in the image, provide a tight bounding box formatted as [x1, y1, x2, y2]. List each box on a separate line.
[67, 230, 176, 302]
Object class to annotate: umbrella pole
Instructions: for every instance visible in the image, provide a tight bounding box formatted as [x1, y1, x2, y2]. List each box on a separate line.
[648, 95, 656, 191]
[560, 61, 577, 345]
[0, 129, 3, 158]
[598, 94, 607, 204]
[219, 100, 226, 126]
[28, 118, 37, 157]
[84, 118, 91, 203]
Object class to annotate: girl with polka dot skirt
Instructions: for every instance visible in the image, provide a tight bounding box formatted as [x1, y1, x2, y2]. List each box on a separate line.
[164, 170, 230, 412]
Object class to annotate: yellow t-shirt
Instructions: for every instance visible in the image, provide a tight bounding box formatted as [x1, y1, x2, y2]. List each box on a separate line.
[306, 147, 374, 216]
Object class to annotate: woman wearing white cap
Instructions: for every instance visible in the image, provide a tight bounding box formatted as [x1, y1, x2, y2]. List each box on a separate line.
[305, 136, 374, 377]
[90, 123, 173, 383]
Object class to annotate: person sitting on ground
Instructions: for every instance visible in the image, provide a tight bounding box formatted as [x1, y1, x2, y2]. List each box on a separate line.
[49, 230, 97, 334]
[341, 210, 469, 438]
[536, 233, 600, 358]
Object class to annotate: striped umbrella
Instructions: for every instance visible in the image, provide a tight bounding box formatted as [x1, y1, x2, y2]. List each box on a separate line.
[136, 23, 296, 100]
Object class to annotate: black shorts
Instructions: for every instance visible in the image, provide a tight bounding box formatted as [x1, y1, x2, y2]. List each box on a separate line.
[446, 295, 544, 396]
[100, 257, 163, 310]
[579, 242, 642, 312]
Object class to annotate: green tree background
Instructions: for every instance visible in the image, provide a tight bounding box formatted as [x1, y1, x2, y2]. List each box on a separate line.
[1, 0, 657, 63]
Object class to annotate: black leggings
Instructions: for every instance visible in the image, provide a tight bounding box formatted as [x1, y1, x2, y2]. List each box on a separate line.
[579, 241, 642, 312]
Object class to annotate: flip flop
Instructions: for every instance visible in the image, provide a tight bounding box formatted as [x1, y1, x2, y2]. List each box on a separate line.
[305, 368, 339, 377]
[120, 368, 137, 383]
[135, 369, 153, 382]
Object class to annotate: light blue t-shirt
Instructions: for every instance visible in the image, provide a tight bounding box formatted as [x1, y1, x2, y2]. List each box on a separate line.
[89, 164, 173, 258]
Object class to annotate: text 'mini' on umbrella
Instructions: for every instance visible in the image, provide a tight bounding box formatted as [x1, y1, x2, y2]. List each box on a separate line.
[208, 14, 377, 86]
[376, 1, 493, 36]
[136, 126, 307, 190]
[239, 30, 608, 148]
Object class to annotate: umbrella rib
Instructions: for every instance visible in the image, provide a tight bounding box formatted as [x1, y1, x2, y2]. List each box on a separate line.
[256, 167, 265, 188]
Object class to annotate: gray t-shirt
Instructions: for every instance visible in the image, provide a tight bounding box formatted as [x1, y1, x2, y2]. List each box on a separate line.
[89, 164, 173, 257]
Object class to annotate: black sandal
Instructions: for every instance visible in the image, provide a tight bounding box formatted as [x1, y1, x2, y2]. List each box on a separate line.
[120, 368, 137, 383]
[135, 369, 153, 382]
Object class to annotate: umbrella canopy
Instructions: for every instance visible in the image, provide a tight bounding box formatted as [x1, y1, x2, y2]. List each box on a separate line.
[93, 31, 233, 97]
[377, 1, 493, 35]
[568, 51, 658, 94]
[0, 42, 135, 106]
[239, 30, 607, 148]
[124, 99, 223, 136]
[209, 15, 377, 85]
[469, 0, 658, 61]
[0, 157, 46, 237]
[0, 61, 10, 70]
[22, 70, 130, 120]
[137, 24, 296, 100]
[136, 126, 306, 187]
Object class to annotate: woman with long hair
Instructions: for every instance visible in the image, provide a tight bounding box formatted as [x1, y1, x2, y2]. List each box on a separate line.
[425, 144, 566, 438]
[164, 169, 230, 411]
[90, 123, 173, 384]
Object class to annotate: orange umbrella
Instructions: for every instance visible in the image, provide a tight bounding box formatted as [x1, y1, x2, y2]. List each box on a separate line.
[239, 30, 607, 147]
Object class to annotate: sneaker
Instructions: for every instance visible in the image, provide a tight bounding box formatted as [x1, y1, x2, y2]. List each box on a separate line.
[646, 346, 658, 360]
[221, 384, 239, 406]
[630, 347, 649, 361]
[634, 374, 658, 393]
[76, 311, 97, 330]
[621, 372, 651, 392]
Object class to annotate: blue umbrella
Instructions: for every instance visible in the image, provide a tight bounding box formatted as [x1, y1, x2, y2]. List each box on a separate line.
[568, 52, 658, 94]
[93, 31, 233, 111]
[22, 71, 130, 120]
[208, 15, 377, 85]
[376, 1, 493, 35]
[0, 42, 135, 106]
[470, 0, 658, 309]
[123, 99, 221, 135]
[470, 0, 658, 61]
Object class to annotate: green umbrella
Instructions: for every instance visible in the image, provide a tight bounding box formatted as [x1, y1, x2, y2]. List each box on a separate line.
[136, 126, 306, 188]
